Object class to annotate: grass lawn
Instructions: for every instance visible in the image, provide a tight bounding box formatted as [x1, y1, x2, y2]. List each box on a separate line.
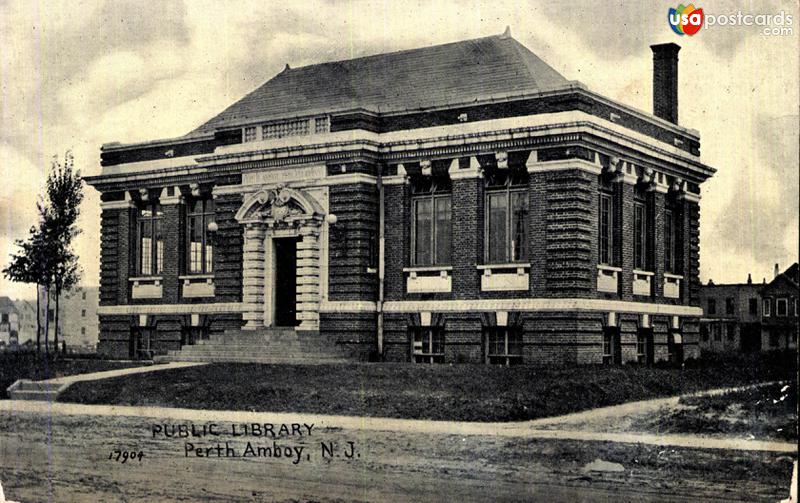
[59, 351, 796, 422]
[0, 352, 147, 399]
[631, 381, 798, 441]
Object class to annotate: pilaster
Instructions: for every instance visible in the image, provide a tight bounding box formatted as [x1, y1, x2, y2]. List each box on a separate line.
[242, 223, 267, 329]
[449, 157, 482, 299]
[297, 225, 321, 330]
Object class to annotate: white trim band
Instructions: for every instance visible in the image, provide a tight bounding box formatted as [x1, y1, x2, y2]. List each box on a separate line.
[382, 298, 703, 316]
[97, 303, 245, 315]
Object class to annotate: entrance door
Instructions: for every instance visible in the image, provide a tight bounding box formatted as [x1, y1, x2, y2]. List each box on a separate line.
[273, 237, 299, 327]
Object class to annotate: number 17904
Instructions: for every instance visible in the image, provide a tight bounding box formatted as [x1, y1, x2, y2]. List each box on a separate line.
[108, 450, 144, 463]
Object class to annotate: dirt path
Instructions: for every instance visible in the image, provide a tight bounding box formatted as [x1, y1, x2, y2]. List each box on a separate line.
[526, 380, 794, 438]
[43, 361, 206, 385]
[3, 392, 795, 453]
[0, 408, 792, 502]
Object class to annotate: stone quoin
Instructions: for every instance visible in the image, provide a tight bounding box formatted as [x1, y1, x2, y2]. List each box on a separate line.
[85, 31, 714, 365]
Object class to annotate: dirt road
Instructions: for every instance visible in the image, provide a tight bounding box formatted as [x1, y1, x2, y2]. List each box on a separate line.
[0, 407, 792, 502]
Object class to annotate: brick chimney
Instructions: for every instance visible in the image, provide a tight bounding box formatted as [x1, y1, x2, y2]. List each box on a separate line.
[774, 263, 780, 278]
[650, 43, 681, 124]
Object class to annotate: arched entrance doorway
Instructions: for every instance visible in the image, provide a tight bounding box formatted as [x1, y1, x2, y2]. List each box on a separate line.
[235, 185, 324, 331]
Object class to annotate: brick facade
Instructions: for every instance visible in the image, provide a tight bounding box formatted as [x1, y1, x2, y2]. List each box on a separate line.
[86, 35, 713, 366]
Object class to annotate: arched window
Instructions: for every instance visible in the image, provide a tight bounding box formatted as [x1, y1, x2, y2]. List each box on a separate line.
[485, 169, 528, 263]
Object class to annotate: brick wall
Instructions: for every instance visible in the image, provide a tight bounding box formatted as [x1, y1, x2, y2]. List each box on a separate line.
[328, 182, 378, 301]
[543, 169, 597, 297]
[381, 310, 689, 365]
[383, 183, 408, 301]
[451, 177, 482, 299]
[320, 312, 377, 360]
[686, 200, 701, 305]
[213, 193, 244, 303]
[99, 207, 126, 306]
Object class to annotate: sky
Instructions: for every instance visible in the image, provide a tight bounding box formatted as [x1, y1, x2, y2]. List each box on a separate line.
[0, 0, 797, 299]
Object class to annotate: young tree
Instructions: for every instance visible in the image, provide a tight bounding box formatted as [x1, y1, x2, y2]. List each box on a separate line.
[2, 225, 48, 352]
[2, 151, 83, 356]
[41, 152, 84, 354]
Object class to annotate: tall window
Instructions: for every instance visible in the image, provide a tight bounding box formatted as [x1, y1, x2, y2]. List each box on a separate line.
[633, 201, 648, 270]
[707, 298, 716, 315]
[665, 207, 679, 273]
[725, 298, 735, 315]
[187, 198, 215, 274]
[598, 192, 615, 265]
[749, 298, 758, 315]
[411, 327, 444, 364]
[776, 298, 788, 316]
[763, 298, 771, 317]
[485, 170, 528, 263]
[485, 327, 523, 365]
[411, 177, 451, 266]
[138, 202, 163, 276]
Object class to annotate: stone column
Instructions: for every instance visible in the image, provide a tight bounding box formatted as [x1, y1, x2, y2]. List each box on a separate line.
[296, 223, 321, 331]
[242, 222, 267, 330]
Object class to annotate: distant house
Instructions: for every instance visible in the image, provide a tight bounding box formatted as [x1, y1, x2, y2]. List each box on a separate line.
[698, 276, 762, 353]
[699, 263, 799, 354]
[0, 297, 20, 346]
[12, 300, 37, 345]
[37, 286, 100, 352]
[760, 263, 798, 351]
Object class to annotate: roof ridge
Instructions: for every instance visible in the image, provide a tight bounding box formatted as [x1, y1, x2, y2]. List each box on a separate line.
[283, 34, 504, 73]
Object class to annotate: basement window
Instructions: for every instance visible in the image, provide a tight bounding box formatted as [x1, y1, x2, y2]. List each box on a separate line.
[485, 327, 522, 366]
[602, 327, 621, 365]
[411, 326, 444, 364]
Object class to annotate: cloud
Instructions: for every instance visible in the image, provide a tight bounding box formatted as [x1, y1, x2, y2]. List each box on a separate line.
[0, 0, 797, 300]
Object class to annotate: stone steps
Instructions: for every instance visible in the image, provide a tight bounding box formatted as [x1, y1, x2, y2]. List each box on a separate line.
[6, 380, 66, 401]
[155, 328, 351, 364]
[157, 354, 349, 365]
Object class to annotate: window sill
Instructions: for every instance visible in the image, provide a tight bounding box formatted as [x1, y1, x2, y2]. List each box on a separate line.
[179, 274, 215, 280]
[479, 264, 529, 292]
[130, 277, 162, 299]
[405, 267, 451, 293]
[596, 265, 620, 294]
[632, 270, 653, 297]
[129, 276, 163, 282]
[477, 263, 530, 270]
[663, 273, 682, 299]
[181, 275, 216, 298]
[403, 266, 452, 272]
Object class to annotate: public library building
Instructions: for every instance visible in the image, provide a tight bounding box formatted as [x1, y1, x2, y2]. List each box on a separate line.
[86, 32, 714, 365]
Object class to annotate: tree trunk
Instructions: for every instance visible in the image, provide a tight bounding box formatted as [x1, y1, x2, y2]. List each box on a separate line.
[54, 288, 60, 359]
[35, 284, 41, 353]
[43, 286, 50, 358]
